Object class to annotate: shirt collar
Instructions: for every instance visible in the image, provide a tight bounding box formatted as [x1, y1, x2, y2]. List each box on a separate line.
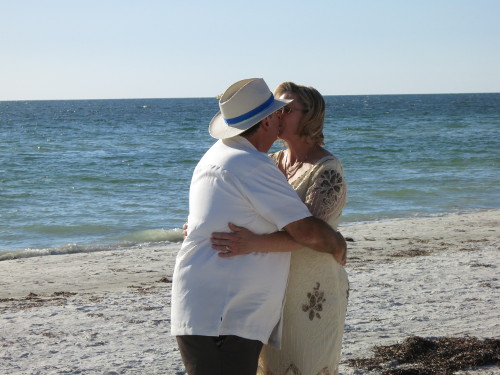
[223, 135, 259, 152]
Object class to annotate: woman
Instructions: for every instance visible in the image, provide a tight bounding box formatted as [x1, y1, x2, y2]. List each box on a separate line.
[211, 82, 349, 375]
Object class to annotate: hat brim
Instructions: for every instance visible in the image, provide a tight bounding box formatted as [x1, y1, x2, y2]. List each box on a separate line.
[209, 97, 292, 139]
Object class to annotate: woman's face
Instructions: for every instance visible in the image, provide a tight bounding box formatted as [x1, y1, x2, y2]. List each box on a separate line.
[277, 91, 306, 141]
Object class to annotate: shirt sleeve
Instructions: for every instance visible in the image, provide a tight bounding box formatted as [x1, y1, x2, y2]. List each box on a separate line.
[235, 158, 311, 230]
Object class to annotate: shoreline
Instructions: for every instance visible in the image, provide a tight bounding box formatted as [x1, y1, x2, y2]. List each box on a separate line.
[1, 210, 499, 374]
[1, 207, 496, 262]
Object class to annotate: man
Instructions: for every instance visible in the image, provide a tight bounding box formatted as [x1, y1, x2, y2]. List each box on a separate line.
[171, 78, 346, 375]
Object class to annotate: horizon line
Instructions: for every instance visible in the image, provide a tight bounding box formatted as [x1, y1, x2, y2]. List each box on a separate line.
[1, 91, 499, 103]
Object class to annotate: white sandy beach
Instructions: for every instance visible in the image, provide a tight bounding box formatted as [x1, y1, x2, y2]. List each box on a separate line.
[1, 210, 499, 374]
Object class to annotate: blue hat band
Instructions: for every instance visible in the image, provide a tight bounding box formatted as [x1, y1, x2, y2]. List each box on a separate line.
[223, 94, 274, 125]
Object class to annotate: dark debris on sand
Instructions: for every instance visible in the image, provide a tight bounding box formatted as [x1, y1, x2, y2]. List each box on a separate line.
[1, 292, 78, 311]
[347, 336, 500, 375]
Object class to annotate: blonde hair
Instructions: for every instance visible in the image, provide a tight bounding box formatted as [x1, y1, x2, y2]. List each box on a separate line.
[274, 82, 325, 146]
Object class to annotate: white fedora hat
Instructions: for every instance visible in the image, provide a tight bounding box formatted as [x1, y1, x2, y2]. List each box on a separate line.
[209, 78, 292, 139]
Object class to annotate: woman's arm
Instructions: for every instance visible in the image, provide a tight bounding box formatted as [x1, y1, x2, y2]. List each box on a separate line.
[304, 166, 346, 222]
[211, 223, 302, 257]
[211, 221, 346, 265]
[185, 220, 302, 254]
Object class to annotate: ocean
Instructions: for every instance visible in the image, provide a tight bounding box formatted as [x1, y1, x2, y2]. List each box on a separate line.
[1, 93, 499, 259]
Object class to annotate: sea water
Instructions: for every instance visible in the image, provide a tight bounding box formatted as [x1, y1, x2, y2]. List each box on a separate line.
[1, 94, 499, 258]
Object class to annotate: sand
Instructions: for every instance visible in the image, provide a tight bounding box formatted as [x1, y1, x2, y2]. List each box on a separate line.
[1, 210, 498, 374]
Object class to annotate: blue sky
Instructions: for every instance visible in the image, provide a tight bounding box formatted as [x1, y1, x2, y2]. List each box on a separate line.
[1, 0, 499, 100]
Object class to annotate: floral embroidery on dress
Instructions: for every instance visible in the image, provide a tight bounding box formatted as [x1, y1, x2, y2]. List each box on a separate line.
[305, 168, 345, 221]
[283, 364, 300, 375]
[318, 169, 343, 197]
[302, 282, 326, 320]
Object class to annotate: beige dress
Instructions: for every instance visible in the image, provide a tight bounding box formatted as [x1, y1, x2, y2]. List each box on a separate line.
[258, 151, 349, 375]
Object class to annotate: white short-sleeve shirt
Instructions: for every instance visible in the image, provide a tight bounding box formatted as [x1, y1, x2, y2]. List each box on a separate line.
[171, 136, 311, 347]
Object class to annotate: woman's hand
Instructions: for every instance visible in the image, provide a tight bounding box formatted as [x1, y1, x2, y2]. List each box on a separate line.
[182, 222, 188, 239]
[211, 223, 260, 257]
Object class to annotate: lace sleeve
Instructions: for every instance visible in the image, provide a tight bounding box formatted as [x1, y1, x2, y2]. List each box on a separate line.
[304, 167, 346, 222]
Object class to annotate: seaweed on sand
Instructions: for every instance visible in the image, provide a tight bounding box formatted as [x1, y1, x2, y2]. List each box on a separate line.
[347, 336, 500, 375]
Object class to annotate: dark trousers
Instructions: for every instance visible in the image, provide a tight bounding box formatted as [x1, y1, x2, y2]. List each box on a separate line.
[176, 335, 263, 375]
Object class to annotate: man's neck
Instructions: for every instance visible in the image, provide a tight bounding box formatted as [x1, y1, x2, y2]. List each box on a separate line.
[242, 134, 273, 153]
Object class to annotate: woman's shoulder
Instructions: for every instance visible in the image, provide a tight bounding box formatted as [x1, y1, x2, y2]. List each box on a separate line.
[305, 157, 344, 185]
[314, 150, 344, 172]
[269, 149, 285, 164]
